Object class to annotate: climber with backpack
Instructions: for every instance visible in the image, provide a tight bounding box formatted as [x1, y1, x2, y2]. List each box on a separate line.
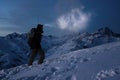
[27, 24, 45, 66]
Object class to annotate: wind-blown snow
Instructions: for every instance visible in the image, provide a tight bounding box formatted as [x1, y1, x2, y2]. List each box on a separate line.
[0, 41, 120, 80]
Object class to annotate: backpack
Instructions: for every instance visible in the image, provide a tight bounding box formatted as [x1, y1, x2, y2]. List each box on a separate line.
[27, 28, 36, 46]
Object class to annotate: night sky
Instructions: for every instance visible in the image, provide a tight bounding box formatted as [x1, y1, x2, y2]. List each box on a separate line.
[0, 0, 120, 36]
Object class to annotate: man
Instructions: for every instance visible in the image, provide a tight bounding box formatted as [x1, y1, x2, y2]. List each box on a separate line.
[28, 24, 45, 66]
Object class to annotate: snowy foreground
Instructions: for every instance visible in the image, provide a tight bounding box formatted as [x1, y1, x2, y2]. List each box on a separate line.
[0, 41, 120, 80]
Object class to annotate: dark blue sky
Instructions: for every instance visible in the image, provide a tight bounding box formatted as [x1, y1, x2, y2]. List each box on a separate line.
[0, 0, 120, 36]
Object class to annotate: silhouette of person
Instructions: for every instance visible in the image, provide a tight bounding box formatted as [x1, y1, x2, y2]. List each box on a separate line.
[28, 24, 45, 66]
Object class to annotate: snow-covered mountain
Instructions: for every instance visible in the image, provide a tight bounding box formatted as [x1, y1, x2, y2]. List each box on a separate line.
[46, 27, 120, 57]
[0, 27, 120, 71]
[0, 32, 28, 69]
[0, 31, 65, 69]
[0, 32, 59, 70]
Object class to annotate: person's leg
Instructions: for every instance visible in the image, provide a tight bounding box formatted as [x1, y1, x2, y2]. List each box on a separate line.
[38, 48, 45, 64]
[28, 49, 37, 66]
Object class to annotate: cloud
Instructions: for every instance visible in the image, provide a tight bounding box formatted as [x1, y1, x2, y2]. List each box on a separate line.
[56, 8, 91, 32]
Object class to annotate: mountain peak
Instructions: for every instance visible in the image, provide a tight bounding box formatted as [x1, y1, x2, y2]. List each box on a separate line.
[97, 27, 113, 35]
[6, 32, 27, 39]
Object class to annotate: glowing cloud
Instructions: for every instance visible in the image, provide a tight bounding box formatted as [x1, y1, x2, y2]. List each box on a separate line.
[57, 8, 91, 32]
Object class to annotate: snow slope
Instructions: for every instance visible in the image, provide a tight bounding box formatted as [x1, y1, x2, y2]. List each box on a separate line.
[0, 41, 120, 80]
[72, 41, 120, 80]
